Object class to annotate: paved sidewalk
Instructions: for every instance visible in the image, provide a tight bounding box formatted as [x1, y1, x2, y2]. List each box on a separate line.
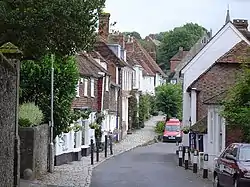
[20, 116, 164, 187]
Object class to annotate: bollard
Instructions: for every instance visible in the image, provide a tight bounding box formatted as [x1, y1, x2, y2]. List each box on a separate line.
[109, 135, 113, 155]
[193, 149, 198, 173]
[184, 147, 189, 170]
[203, 153, 209, 178]
[178, 146, 183, 167]
[90, 139, 94, 165]
[96, 138, 99, 162]
[176, 141, 179, 155]
[104, 135, 108, 158]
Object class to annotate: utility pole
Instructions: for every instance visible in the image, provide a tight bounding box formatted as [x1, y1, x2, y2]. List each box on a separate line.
[49, 54, 55, 173]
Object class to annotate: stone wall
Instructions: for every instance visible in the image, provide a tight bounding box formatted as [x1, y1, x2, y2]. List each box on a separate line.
[19, 124, 49, 179]
[0, 53, 17, 186]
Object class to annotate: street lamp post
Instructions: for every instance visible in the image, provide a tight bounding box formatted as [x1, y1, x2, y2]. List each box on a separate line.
[49, 54, 55, 173]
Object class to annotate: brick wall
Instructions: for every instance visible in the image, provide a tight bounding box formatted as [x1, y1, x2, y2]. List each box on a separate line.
[170, 59, 180, 73]
[226, 126, 244, 147]
[72, 77, 98, 111]
[191, 63, 241, 121]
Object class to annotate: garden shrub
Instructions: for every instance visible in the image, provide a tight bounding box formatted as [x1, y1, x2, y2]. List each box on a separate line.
[19, 102, 44, 127]
[155, 121, 165, 134]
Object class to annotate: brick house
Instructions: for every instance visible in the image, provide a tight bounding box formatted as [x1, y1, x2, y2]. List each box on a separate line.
[95, 12, 129, 141]
[181, 17, 250, 170]
[72, 52, 109, 145]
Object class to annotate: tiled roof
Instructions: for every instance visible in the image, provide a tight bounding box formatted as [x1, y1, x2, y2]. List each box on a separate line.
[216, 40, 250, 63]
[170, 50, 189, 61]
[127, 51, 155, 76]
[133, 39, 167, 77]
[203, 90, 228, 105]
[190, 116, 207, 134]
[76, 52, 108, 78]
[95, 36, 127, 67]
[94, 41, 127, 67]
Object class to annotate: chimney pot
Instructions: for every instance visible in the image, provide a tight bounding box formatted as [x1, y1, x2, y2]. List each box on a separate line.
[233, 19, 248, 31]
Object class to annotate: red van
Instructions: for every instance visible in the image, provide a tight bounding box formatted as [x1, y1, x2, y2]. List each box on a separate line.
[163, 118, 182, 143]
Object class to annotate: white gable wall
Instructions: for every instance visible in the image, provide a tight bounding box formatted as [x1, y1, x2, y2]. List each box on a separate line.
[181, 22, 250, 146]
[182, 22, 250, 91]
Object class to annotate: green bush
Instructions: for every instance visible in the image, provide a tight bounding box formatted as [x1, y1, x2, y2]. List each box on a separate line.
[155, 121, 165, 134]
[19, 102, 44, 127]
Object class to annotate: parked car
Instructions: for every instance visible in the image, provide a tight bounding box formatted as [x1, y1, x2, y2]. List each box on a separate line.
[162, 118, 182, 143]
[213, 143, 250, 187]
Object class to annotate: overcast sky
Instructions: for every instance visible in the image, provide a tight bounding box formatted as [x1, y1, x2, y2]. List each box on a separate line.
[105, 0, 250, 38]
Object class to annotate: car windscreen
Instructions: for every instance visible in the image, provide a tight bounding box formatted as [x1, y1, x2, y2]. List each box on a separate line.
[239, 145, 250, 161]
[165, 125, 180, 132]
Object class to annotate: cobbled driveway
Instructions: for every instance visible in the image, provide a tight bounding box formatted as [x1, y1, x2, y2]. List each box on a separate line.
[20, 116, 164, 187]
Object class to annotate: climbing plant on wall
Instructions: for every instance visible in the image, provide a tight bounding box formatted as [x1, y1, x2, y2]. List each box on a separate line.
[128, 91, 139, 129]
[138, 94, 151, 128]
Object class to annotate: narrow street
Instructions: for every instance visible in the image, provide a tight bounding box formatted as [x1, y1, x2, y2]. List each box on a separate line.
[90, 142, 213, 187]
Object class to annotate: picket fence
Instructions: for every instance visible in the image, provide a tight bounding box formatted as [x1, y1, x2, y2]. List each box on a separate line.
[54, 119, 95, 156]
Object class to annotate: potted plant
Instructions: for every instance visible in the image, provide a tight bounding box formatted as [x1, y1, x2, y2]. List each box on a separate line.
[182, 126, 190, 134]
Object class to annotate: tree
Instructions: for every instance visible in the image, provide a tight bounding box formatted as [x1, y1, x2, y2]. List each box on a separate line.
[157, 23, 207, 71]
[155, 83, 182, 119]
[20, 54, 80, 137]
[123, 31, 142, 40]
[0, 0, 105, 58]
[221, 64, 250, 142]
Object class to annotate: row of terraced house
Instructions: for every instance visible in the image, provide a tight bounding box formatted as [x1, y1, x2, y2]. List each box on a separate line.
[53, 12, 166, 165]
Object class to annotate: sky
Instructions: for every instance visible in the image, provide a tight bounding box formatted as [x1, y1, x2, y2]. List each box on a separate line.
[104, 0, 250, 38]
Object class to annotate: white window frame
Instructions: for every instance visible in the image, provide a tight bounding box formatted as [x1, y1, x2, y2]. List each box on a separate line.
[76, 80, 80, 97]
[105, 76, 109, 92]
[90, 78, 95, 97]
[84, 78, 88, 97]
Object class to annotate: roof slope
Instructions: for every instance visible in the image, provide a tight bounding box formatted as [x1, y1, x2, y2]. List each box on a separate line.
[203, 90, 228, 105]
[95, 36, 127, 67]
[134, 39, 167, 77]
[76, 52, 109, 78]
[216, 40, 250, 63]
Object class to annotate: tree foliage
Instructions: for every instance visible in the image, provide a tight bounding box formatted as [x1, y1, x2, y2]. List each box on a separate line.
[138, 94, 151, 128]
[123, 31, 142, 39]
[20, 54, 80, 137]
[0, 0, 105, 58]
[155, 83, 182, 119]
[221, 65, 250, 142]
[157, 23, 207, 71]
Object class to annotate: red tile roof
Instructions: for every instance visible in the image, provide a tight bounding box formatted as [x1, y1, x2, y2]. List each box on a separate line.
[133, 39, 167, 77]
[216, 40, 250, 63]
[126, 51, 155, 76]
[170, 50, 189, 61]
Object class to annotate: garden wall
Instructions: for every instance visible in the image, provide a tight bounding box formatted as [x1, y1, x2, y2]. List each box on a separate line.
[0, 53, 17, 186]
[19, 124, 49, 179]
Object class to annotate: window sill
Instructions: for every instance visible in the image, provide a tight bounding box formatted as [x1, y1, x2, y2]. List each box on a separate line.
[91, 95, 95, 98]
[84, 95, 88, 98]
[76, 95, 80, 98]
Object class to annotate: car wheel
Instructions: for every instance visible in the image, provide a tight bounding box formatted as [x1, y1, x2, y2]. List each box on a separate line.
[214, 175, 222, 187]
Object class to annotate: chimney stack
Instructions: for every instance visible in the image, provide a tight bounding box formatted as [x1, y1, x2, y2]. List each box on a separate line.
[98, 12, 111, 40]
[233, 19, 248, 31]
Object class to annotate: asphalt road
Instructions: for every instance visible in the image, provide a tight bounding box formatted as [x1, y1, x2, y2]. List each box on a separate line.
[90, 142, 213, 187]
